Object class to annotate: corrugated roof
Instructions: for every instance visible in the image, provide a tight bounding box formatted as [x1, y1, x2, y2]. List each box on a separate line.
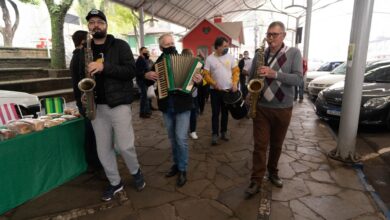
[111, 0, 271, 29]
[127, 26, 173, 36]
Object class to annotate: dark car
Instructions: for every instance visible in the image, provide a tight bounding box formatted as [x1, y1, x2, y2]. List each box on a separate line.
[316, 61, 343, 72]
[315, 64, 390, 129]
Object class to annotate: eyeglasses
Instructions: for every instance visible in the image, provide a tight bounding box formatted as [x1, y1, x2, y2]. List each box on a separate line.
[88, 20, 106, 26]
[266, 32, 284, 38]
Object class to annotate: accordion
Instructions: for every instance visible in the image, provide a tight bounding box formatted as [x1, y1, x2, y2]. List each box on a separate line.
[155, 54, 202, 99]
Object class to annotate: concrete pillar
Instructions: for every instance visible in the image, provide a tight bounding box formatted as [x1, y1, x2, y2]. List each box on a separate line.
[330, 0, 375, 163]
[303, 0, 312, 60]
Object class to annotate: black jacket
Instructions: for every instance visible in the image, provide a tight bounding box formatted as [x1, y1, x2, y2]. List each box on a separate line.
[70, 48, 85, 114]
[144, 53, 193, 113]
[135, 56, 149, 80]
[70, 35, 136, 108]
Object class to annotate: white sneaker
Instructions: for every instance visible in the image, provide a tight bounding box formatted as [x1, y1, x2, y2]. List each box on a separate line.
[189, 132, 198, 140]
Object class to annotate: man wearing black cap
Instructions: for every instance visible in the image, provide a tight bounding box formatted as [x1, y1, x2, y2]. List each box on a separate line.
[82, 9, 145, 201]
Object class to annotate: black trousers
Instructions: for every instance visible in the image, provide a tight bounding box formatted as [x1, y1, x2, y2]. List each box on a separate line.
[84, 118, 102, 170]
[210, 89, 229, 135]
[198, 84, 209, 114]
[240, 75, 248, 98]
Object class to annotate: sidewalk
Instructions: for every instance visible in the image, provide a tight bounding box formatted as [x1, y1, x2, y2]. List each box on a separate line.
[1, 98, 386, 220]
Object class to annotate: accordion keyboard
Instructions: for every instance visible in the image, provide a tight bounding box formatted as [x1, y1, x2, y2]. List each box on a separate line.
[155, 54, 202, 99]
[155, 61, 169, 99]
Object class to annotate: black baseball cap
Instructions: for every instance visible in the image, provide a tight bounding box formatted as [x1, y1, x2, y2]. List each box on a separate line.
[86, 9, 107, 22]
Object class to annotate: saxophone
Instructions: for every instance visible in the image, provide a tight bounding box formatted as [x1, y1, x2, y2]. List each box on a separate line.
[247, 38, 266, 119]
[78, 32, 96, 120]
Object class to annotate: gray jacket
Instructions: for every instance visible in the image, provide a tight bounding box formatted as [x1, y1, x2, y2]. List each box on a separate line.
[248, 45, 303, 108]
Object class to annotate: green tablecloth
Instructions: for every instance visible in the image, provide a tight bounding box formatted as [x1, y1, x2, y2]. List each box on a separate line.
[0, 118, 86, 214]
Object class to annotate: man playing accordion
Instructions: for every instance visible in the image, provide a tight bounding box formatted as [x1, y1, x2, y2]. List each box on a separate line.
[144, 33, 203, 187]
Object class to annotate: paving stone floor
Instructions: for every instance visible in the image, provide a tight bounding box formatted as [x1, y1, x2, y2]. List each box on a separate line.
[1, 98, 386, 220]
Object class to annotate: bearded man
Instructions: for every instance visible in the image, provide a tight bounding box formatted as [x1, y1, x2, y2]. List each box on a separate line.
[79, 9, 145, 201]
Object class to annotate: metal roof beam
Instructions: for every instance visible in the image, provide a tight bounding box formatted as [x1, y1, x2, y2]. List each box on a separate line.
[160, 0, 199, 19]
[189, 0, 225, 27]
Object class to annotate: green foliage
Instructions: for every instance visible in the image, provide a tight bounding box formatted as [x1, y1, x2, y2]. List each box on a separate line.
[103, 1, 138, 36]
[19, 0, 40, 5]
[75, 0, 97, 25]
[75, 0, 138, 36]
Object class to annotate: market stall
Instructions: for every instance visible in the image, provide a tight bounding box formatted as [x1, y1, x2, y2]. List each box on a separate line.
[0, 118, 86, 214]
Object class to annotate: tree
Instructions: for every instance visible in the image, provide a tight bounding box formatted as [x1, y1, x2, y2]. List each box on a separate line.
[76, 0, 139, 48]
[0, 0, 38, 47]
[104, 2, 138, 37]
[43, 0, 73, 69]
[75, 0, 96, 26]
[104, 2, 139, 50]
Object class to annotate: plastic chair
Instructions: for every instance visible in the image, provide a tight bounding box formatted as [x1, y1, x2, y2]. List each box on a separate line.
[40, 97, 67, 115]
[0, 103, 21, 125]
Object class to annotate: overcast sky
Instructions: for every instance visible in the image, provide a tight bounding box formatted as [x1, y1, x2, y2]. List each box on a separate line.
[240, 0, 390, 65]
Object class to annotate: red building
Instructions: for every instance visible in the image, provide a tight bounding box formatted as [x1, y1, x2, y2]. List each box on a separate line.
[181, 16, 245, 58]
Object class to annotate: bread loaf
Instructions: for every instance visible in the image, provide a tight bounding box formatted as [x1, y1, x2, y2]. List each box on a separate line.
[6, 121, 33, 134]
[20, 119, 45, 131]
[44, 120, 60, 128]
[64, 108, 81, 117]
[52, 118, 66, 123]
[0, 129, 16, 140]
[39, 116, 52, 121]
[47, 113, 62, 118]
[61, 115, 77, 121]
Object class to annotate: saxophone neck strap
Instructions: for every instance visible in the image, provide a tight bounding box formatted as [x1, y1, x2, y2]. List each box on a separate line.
[265, 43, 284, 67]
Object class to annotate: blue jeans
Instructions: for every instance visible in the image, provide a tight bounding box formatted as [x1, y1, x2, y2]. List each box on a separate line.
[136, 78, 151, 114]
[162, 109, 191, 172]
[210, 89, 228, 135]
[294, 79, 304, 100]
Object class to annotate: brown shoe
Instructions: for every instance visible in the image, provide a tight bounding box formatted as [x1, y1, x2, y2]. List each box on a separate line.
[245, 181, 260, 199]
[269, 174, 283, 188]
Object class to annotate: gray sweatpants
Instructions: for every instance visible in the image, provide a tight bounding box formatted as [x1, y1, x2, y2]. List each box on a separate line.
[92, 104, 140, 186]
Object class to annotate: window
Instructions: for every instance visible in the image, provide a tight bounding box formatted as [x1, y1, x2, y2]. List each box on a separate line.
[373, 66, 390, 82]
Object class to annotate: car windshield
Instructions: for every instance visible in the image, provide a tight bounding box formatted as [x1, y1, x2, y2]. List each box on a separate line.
[317, 63, 331, 71]
[330, 63, 346, 75]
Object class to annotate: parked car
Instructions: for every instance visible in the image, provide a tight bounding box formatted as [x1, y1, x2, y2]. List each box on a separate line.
[314, 64, 390, 129]
[308, 59, 390, 99]
[308, 62, 347, 99]
[305, 61, 343, 91]
[0, 90, 41, 117]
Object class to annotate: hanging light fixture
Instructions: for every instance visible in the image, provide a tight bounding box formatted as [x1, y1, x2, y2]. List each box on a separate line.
[149, 0, 158, 27]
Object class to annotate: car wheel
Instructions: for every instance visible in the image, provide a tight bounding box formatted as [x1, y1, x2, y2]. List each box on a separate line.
[386, 110, 390, 130]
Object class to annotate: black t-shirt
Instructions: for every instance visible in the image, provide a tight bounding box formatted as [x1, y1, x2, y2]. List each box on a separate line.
[91, 43, 107, 104]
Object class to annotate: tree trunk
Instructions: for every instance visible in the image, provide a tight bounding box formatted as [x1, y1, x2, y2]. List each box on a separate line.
[9, 0, 20, 37]
[49, 14, 66, 69]
[44, 0, 73, 69]
[133, 24, 139, 51]
[0, 0, 13, 46]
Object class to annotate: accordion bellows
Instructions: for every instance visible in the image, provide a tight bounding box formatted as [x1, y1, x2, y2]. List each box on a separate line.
[155, 54, 202, 99]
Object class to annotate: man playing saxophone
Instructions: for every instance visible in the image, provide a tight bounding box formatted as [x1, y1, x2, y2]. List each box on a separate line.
[245, 21, 303, 197]
[81, 9, 145, 201]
